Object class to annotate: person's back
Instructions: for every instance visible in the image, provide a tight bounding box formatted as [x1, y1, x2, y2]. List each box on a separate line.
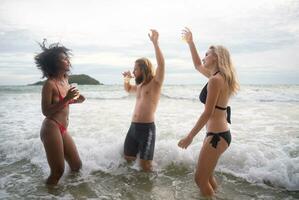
[122, 30, 165, 171]
[206, 75, 230, 132]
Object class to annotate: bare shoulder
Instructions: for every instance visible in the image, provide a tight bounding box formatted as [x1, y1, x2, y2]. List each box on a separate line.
[43, 79, 55, 91]
[208, 75, 224, 89]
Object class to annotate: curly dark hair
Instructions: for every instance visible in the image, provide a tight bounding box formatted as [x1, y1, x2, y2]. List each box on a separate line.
[34, 39, 72, 78]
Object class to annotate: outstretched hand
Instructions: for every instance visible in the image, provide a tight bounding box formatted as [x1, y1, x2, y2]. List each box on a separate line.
[148, 29, 159, 44]
[178, 135, 193, 149]
[182, 27, 193, 44]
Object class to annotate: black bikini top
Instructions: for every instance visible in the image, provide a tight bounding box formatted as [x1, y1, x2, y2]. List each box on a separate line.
[199, 71, 231, 123]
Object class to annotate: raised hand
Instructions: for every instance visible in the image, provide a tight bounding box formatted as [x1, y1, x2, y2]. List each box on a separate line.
[178, 135, 193, 149]
[182, 27, 193, 44]
[148, 29, 159, 44]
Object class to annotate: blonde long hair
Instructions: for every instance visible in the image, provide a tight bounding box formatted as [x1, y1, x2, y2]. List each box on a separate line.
[210, 45, 239, 95]
[135, 58, 155, 85]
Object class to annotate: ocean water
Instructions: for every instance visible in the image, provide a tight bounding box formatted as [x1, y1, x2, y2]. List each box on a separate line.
[0, 84, 298, 200]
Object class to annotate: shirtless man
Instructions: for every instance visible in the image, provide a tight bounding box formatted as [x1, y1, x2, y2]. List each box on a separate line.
[122, 29, 165, 171]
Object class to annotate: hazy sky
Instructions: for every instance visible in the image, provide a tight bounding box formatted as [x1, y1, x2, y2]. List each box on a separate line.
[0, 0, 298, 85]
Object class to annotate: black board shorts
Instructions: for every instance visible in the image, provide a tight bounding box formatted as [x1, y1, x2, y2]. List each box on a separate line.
[124, 122, 156, 160]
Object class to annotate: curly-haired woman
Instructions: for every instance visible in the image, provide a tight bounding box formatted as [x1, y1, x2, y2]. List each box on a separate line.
[35, 40, 85, 185]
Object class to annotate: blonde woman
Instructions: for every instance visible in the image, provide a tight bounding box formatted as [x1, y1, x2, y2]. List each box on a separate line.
[178, 27, 239, 197]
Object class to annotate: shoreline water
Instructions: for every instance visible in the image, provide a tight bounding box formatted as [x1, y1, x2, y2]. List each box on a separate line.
[0, 84, 298, 199]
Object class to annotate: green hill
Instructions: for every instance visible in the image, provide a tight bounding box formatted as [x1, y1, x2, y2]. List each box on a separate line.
[30, 74, 103, 85]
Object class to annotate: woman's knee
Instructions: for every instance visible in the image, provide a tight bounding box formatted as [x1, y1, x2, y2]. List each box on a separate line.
[194, 172, 200, 186]
[209, 176, 218, 190]
[195, 175, 215, 197]
[51, 166, 65, 178]
[46, 167, 64, 185]
[200, 184, 214, 197]
[70, 159, 82, 172]
[194, 170, 209, 187]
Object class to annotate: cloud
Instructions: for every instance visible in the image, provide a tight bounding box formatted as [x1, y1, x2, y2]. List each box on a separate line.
[0, 29, 38, 53]
[0, 0, 298, 85]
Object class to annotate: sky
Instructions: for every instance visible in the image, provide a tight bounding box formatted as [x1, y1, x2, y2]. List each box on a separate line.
[0, 0, 298, 85]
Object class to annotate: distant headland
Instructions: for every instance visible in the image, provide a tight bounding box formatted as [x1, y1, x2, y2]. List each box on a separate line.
[30, 74, 103, 85]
